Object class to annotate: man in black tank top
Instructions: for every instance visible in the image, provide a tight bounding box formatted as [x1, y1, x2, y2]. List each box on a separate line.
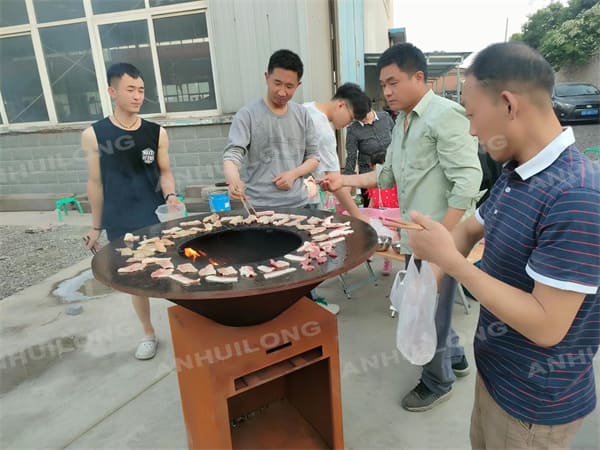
[83, 63, 182, 360]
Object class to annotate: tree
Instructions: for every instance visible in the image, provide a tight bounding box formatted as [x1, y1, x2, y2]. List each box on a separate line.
[513, 0, 599, 70]
[539, 3, 600, 70]
[520, 2, 568, 49]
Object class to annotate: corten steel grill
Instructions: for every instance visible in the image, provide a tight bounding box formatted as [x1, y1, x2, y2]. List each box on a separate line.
[91, 208, 377, 326]
[91, 208, 377, 450]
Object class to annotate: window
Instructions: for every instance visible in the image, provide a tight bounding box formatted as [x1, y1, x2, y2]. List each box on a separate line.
[40, 23, 101, 122]
[0, 0, 218, 127]
[0, 0, 28, 27]
[0, 35, 49, 122]
[150, 0, 193, 6]
[91, 0, 145, 15]
[154, 13, 216, 112]
[99, 21, 161, 114]
[34, 0, 85, 23]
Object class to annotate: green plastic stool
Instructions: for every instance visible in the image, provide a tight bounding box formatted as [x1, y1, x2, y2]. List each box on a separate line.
[56, 197, 83, 221]
[583, 147, 600, 163]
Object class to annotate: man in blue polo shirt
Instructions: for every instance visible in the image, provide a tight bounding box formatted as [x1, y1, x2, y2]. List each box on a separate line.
[409, 42, 599, 449]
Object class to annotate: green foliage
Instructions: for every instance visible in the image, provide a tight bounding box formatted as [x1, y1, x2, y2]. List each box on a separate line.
[510, 33, 524, 42]
[540, 3, 600, 70]
[519, 0, 600, 70]
[521, 2, 568, 49]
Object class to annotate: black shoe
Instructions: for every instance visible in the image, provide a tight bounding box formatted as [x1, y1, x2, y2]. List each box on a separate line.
[452, 355, 470, 377]
[401, 381, 452, 412]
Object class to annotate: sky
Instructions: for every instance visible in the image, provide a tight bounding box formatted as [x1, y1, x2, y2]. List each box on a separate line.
[393, 0, 566, 53]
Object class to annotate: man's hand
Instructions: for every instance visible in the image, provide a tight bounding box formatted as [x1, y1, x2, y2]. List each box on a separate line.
[407, 211, 463, 272]
[83, 229, 102, 253]
[227, 178, 246, 200]
[319, 172, 344, 192]
[166, 194, 182, 207]
[273, 170, 296, 190]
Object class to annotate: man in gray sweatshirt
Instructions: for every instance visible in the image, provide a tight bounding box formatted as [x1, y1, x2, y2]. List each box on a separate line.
[223, 49, 320, 209]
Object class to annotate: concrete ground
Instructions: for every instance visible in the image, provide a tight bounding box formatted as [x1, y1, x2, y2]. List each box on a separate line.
[1, 212, 598, 450]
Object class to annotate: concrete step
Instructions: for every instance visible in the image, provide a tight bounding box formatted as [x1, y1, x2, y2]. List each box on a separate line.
[0, 193, 75, 212]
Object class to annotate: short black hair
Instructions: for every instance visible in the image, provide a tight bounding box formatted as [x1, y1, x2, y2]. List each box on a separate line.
[370, 151, 386, 166]
[377, 43, 427, 80]
[466, 42, 554, 101]
[333, 82, 371, 121]
[267, 49, 304, 80]
[106, 63, 144, 86]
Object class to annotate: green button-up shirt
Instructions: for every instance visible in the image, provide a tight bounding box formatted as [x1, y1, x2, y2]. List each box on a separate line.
[377, 89, 482, 253]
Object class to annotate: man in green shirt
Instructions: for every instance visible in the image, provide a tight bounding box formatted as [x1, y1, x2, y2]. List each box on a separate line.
[321, 43, 482, 411]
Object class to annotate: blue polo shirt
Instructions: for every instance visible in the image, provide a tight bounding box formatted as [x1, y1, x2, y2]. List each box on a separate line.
[475, 127, 600, 426]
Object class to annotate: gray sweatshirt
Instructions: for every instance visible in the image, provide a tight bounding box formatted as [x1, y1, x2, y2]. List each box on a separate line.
[224, 99, 320, 209]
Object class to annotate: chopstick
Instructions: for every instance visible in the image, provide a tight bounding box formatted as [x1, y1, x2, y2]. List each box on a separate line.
[380, 217, 424, 231]
[244, 196, 258, 216]
[239, 196, 252, 216]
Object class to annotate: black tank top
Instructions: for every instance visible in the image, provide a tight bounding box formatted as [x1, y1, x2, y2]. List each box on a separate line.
[92, 117, 164, 234]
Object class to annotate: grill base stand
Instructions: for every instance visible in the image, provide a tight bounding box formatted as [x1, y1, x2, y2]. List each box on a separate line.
[168, 297, 344, 449]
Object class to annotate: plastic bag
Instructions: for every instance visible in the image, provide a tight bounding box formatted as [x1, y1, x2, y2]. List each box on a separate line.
[369, 218, 394, 239]
[390, 258, 438, 365]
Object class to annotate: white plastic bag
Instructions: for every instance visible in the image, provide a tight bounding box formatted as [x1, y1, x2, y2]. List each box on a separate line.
[390, 258, 438, 365]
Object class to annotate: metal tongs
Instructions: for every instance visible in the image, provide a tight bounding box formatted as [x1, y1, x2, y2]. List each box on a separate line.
[240, 195, 257, 217]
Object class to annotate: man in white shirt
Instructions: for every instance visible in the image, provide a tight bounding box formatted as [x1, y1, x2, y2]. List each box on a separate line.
[303, 83, 370, 220]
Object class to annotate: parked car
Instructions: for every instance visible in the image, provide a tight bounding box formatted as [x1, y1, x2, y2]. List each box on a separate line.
[552, 82, 600, 124]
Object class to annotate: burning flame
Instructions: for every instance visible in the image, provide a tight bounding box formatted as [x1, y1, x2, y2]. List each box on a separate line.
[184, 247, 218, 265]
[184, 247, 202, 261]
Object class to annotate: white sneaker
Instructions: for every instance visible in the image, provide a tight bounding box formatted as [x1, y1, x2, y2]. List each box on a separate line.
[317, 301, 340, 315]
[135, 337, 158, 360]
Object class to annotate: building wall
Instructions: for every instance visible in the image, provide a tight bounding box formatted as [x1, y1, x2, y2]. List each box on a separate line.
[555, 52, 600, 87]
[363, 0, 394, 53]
[0, 122, 230, 196]
[210, 0, 333, 111]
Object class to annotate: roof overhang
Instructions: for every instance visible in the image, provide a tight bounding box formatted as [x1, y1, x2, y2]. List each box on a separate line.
[365, 51, 472, 81]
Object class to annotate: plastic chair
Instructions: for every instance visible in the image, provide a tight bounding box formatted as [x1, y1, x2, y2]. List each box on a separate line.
[583, 147, 599, 164]
[56, 197, 83, 221]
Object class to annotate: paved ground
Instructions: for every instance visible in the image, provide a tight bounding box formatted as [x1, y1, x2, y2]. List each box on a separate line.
[0, 211, 598, 449]
[572, 122, 599, 152]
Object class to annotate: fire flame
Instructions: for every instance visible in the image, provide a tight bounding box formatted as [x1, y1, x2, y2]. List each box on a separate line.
[184, 247, 202, 261]
[184, 247, 218, 265]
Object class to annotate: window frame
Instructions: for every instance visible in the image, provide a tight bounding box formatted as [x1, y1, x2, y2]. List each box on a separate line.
[0, 0, 217, 130]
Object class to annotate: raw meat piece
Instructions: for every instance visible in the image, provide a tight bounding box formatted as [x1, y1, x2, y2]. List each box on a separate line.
[240, 266, 257, 278]
[177, 263, 197, 273]
[270, 259, 290, 269]
[198, 264, 217, 277]
[217, 266, 238, 276]
[123, 233, 140, 242]
[117, 262, 146, 273]
[263, 267, 297, 279]
[284, 254, 306, 262]
[151, 268, 173, 278]
[168, 274, 200, 286]
[205, 275, 238, 283]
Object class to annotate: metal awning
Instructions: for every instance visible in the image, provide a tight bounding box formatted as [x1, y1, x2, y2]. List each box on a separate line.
[364, 51, 472, 81]
[425, 52, 471, 80]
